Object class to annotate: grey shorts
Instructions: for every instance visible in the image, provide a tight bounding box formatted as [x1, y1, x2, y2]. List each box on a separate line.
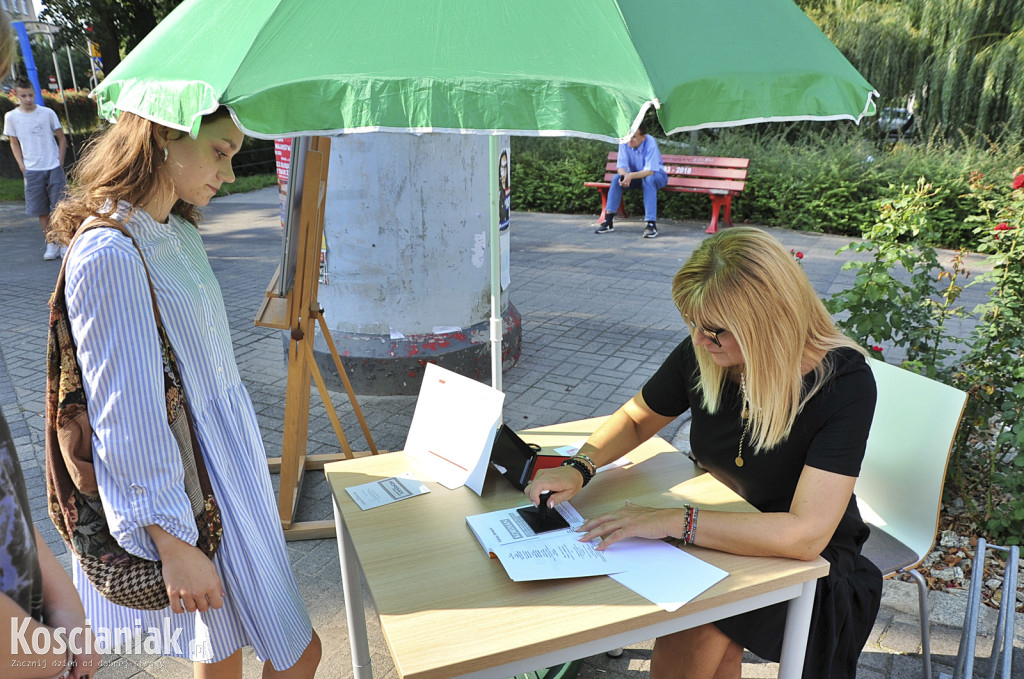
[24, 167, 67, 216]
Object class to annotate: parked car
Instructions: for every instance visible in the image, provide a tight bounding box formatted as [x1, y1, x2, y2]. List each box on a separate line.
[877, 107, 915, 140]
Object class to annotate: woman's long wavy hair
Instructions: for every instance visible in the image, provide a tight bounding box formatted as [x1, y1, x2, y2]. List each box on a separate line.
[672, 227, 865, 451]
[50, 108, 233, 244]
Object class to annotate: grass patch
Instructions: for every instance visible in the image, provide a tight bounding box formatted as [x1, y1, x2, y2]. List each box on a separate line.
[217, 173, 278, 197]
[0, 177, 23, 201]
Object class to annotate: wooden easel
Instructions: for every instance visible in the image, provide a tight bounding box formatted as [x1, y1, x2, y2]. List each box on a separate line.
[255, 136, 380, 540]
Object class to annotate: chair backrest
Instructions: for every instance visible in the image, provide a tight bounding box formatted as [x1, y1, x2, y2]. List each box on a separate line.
[855, 359, 968, 565]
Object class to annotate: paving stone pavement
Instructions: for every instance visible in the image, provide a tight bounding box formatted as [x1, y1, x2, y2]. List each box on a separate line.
[1, 187, 1020, 678]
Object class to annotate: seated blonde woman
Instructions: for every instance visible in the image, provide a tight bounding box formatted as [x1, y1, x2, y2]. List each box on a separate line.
[528, 227, 881, 679]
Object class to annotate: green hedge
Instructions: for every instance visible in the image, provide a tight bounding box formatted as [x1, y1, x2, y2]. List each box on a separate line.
[510, 124, 1023, 251]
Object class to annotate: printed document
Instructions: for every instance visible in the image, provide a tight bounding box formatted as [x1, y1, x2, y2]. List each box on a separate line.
[467, 503, 729, 610]
[345, 473, 429, 510]
[466, 502, 586, 555]
[492, 533, 621, 580]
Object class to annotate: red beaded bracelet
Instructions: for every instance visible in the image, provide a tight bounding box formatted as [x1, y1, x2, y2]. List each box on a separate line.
[682, 504, 699, 545]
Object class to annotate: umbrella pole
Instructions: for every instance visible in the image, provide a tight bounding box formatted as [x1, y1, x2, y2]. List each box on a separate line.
[489, 136, 503, 394]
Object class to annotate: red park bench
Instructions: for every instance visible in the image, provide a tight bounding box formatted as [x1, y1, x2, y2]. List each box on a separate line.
[584, 152, 750, 234]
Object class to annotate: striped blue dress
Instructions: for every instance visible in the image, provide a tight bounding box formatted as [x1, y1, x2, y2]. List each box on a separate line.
[64, 203, 312, 667]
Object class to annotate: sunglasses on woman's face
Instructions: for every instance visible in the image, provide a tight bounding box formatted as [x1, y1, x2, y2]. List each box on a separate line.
[684, 319, 726, 348]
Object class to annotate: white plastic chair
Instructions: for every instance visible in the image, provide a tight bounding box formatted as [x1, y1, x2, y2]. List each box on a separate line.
[856, 359, 968, 679]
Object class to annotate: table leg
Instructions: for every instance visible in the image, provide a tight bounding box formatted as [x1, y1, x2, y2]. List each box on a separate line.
[334, 496, 373, 679]
[777, 578, 815, 679]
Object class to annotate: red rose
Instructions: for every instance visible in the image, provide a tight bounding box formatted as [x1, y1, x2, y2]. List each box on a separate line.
[994, 223, 1010, 231]
[871, 345, 883, 352]
[1013, 174, 1024, 190]
[795, 251, 804, 259]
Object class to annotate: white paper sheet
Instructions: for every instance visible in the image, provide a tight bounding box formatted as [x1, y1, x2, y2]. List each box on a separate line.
[605, 538, 729, 612]
[492, 534, 621, 581]
[552, 440, 632, 473]
[344, 473, 430, 510]
[403, 363, 504, 494]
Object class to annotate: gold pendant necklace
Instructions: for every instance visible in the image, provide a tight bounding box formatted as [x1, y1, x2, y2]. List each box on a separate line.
[736, 372, 750, 467]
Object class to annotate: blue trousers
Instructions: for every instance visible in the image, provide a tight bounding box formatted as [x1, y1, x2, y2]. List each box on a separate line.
[606, 170, 668, 222]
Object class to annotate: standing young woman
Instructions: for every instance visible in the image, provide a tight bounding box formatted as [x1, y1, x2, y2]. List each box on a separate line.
[49, 109, 321, 678]
[527, 227, 882, 679]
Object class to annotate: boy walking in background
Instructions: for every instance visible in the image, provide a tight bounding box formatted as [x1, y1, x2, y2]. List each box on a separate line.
[4, 77, 67, 260]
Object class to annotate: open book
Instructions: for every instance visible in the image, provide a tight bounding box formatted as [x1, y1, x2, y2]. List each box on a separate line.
[466, 502, 730, 612]
[466, 502, 627, 581]
[466, 502, 585, 556]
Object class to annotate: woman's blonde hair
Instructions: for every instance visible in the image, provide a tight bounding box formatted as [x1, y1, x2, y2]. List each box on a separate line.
[671, 227, 864, 451]
[50, 108, 233, 244]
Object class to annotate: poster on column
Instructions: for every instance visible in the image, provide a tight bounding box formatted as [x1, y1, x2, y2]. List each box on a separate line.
[274, 138, 292, 229]
[498, 145, 511, 290]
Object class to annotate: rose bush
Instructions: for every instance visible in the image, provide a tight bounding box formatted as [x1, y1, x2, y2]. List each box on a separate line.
[827, 169, 1024, 546]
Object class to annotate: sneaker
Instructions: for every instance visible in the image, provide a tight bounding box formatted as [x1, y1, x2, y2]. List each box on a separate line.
[58, 244, 68, 259]
[642, 223, 658, 239]
[43, 242, 59, 260]
[594, 221, 615, 234]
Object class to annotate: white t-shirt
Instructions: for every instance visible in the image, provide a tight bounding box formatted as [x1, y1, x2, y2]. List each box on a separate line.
[3, 106, 62, 171]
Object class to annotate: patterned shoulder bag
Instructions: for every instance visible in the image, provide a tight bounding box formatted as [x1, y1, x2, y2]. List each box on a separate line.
[45, 216, 223, 610]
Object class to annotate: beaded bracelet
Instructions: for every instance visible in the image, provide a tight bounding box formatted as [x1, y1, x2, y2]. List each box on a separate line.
[682, 504, 699, 545]
[570, 453, 597, 475]
[560, 457, 594, 487]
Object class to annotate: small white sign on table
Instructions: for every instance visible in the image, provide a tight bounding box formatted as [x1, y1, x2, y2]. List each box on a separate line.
[404, 363, 504, 495]
[345, 473, 430, 510]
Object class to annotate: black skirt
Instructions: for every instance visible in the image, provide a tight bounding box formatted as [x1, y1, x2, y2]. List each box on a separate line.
[714, 545, 882, 679]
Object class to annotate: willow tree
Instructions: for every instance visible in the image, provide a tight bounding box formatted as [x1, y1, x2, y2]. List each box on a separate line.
[798, 0, 1024, 143]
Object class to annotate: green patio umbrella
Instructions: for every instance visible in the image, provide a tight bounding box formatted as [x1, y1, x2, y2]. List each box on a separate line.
[92, 0, 877, 393]
[93, 0, 877, 142]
